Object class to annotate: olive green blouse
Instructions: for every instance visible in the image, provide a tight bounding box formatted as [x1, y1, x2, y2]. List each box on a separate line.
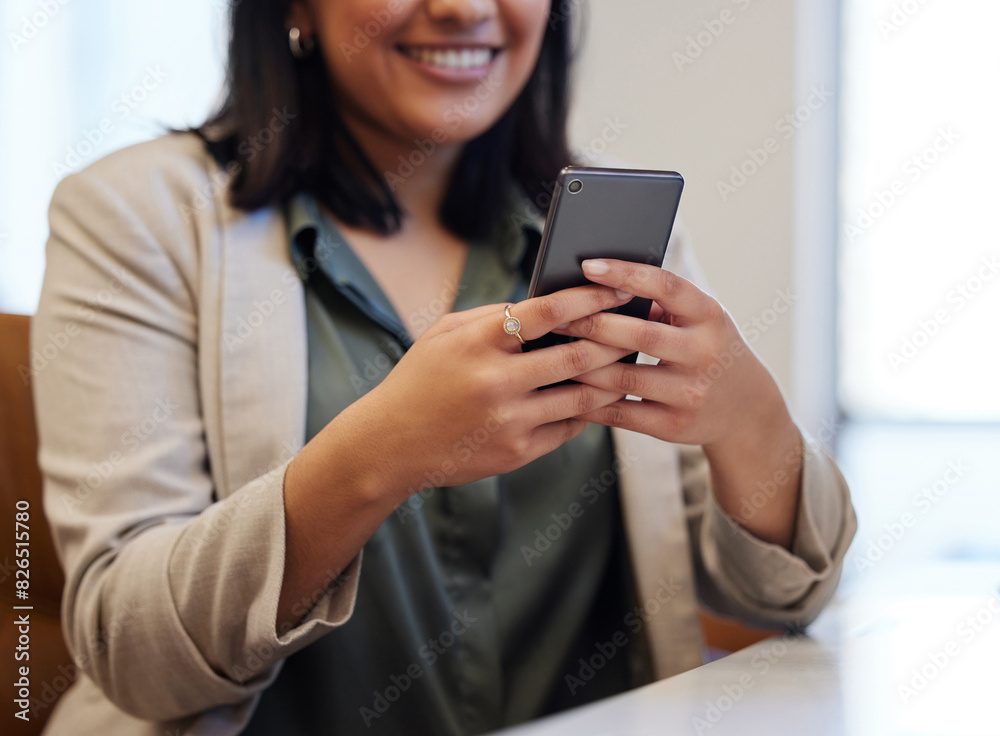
[242, 193, 635, 736]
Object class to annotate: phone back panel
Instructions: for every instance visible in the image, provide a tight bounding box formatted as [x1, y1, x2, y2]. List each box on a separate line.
[525, 167, 684, 357]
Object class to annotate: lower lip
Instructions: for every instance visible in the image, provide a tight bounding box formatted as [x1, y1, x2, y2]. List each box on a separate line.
[396, 49, 499, 83]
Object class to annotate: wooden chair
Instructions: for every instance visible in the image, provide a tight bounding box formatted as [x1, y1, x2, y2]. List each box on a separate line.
[699, 608, 780, 659]
[0, 313, 75, 735]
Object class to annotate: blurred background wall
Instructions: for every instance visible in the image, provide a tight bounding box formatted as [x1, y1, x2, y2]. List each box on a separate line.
[569, 0, 838, 440]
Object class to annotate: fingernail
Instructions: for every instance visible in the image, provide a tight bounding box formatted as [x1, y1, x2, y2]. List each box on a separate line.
[556, 323, 570, 330]
[582, 259, 609, 276]
[615, 290, 632, 301]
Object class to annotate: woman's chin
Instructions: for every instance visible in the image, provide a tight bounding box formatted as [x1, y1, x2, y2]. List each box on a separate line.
[394, 113, 503, 150]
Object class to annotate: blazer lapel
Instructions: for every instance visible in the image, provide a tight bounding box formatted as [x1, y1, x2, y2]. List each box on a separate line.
[211, 203, 309, 497]
[612, 426, 705, 678]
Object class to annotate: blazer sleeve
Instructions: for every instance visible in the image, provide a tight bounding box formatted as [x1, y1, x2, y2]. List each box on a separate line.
[664, 222, 858, 628]
[682, 439, 856, 628]
[34, 145, 360, 723]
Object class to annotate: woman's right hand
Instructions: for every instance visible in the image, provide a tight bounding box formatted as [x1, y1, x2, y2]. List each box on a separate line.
[319, 283, 636, 510]
[278, 283, 632, 628]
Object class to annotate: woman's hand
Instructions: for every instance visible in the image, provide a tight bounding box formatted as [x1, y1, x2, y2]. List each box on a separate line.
[292, 283, 634, 514]
[554, 258, 803, 548]
[346, 284, 635, 505]
[279, 283, 633, 628]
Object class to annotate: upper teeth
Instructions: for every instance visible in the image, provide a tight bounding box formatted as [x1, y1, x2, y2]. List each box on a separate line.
[403, 47, 493, 70]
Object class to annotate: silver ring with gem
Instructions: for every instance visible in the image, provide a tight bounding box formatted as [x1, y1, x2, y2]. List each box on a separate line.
[503, 304, 525, 344]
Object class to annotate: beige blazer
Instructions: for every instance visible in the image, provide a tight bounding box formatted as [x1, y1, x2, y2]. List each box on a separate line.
[33, 134, 856, 735]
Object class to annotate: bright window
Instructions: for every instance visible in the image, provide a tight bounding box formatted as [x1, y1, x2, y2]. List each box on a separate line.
[0, 1, 226, 313]
[840, 0, 1000, 421]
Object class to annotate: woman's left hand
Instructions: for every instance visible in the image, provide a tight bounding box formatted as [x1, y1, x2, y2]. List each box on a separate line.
[554, 258, 804, 547]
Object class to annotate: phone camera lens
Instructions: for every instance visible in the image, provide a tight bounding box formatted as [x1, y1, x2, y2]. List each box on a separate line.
[568, 179, 583, 194]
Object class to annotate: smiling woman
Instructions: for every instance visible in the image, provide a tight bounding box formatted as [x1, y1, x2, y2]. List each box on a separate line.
[31, 1, 856, 734]
[200, 0, 570, 242]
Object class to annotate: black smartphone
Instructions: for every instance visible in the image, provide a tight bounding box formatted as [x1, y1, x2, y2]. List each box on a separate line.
[524, 166, 684, 361]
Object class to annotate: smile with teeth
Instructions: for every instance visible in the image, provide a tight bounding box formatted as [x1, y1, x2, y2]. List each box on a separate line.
[399, 46, 497, 71]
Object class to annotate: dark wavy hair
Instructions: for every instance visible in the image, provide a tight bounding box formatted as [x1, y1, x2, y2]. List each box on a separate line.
[196, 0, 579, 241]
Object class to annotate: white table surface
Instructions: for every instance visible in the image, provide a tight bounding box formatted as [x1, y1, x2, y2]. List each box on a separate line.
[492, 562, 1000, 736]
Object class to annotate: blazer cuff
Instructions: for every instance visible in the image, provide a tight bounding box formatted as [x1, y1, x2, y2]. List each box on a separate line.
[167, 460, 361, 694]
[700, 433, 855, 613]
